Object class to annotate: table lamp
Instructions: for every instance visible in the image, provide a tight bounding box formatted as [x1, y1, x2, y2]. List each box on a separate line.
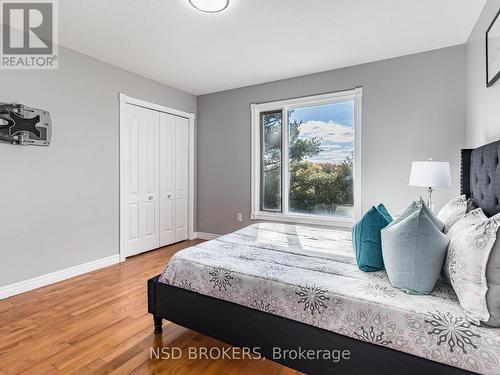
[409, 159, 451, 211]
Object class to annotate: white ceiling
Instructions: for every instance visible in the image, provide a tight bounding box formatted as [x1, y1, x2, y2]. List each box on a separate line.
[59, 0, 487, 95]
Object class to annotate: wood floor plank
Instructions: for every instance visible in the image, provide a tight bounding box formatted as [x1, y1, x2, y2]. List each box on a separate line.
[0, 240, 301, 374]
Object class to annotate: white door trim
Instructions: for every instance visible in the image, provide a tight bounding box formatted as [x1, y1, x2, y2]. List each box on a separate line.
[119, 93, 196, 262]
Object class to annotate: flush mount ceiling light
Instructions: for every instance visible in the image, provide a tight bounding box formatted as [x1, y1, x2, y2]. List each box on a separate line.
[189, 0, 229, 13]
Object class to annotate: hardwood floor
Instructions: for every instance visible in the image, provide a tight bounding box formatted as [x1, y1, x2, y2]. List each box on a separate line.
[0, 241, 301, 375]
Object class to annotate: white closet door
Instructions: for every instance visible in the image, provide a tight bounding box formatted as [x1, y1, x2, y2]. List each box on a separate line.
[123, 104, 160, 257]
[175, 116, 189, 242]
[159, 113, 176, 246]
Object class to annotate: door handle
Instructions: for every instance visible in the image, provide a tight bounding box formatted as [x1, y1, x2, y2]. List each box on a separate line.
[148, 195, 154, 201]
[167, 194, 172, 199]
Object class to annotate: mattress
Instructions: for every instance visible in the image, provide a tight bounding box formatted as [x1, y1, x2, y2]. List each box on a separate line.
[159, 223, 500, 374]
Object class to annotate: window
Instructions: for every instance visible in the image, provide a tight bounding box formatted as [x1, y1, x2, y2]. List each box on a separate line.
[251, 88, 362, 227]
[261, 110, 282, 212]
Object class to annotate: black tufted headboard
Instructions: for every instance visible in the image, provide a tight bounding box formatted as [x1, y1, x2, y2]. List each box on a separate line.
[461, 139, 500, 217]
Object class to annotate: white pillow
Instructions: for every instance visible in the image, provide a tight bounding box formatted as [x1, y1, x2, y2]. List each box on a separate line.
[444, 208, 500, 324]
[446, 207, 482, 239]
[437, 195, 467, 233]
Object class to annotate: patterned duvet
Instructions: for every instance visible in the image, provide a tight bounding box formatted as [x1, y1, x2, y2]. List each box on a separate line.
[159, 223, 500, 374]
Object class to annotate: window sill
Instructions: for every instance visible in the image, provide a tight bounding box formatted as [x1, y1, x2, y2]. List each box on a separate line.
[250, 212, 355, 229]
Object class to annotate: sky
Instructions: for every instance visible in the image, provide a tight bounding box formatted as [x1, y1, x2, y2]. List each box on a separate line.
[289, 101, 354, 164]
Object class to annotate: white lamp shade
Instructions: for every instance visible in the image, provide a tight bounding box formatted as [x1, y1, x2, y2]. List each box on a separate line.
[409, 161, 452, 188]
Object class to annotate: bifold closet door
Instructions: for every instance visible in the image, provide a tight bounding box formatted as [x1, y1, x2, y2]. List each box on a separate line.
[159, 113, 189, 246]
[123, 104, 160, 257]
[174, 116, 189, 242]
[159, 113, 175, 245]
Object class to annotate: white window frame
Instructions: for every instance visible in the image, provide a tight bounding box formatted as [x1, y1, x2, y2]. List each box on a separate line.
[250, 87, 362, 228]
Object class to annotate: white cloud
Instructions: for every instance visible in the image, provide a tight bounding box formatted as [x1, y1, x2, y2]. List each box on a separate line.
[309, 148, 352, 164]
[297, 120, 353, 163]
[298, 120, 353, 144]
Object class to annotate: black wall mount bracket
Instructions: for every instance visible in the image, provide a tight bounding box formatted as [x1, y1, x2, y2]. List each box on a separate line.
[0, 103, 52, 146]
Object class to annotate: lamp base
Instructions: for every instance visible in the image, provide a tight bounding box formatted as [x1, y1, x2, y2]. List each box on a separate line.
[427, 187, 434, 213]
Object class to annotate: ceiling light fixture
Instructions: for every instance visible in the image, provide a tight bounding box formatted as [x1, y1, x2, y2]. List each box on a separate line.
[189, 0, 229, 13]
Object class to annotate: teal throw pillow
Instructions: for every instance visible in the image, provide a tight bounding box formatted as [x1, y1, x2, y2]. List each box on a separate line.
[352, 204, 393, 272]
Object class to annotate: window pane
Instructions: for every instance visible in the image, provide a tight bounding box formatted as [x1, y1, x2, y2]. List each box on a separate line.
[260, 110, 282, 212]
[288, 101, 354, 218]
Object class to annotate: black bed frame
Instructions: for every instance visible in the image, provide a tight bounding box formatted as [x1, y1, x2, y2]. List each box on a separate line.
[148, 140, 500, 374]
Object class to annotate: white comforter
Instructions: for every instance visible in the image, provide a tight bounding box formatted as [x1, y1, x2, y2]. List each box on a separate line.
[160, 223, 500, 374]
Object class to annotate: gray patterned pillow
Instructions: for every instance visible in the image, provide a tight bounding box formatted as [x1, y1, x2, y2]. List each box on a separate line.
[437, 195, 467, 233]
[466, 198, 479, 213]
[444, 208, 500, 324]
[446, 208, 483, 239]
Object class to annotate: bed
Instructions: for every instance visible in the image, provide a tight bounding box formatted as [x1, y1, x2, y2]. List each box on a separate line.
[148, 139, 500, 375]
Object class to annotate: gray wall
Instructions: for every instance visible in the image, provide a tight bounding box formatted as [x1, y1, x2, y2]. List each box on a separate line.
[0, 46, 196, 287]
[197, 46, 465, 235]
[465, 0, 500, 147]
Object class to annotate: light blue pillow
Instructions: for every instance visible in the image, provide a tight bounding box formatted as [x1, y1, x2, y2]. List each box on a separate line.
[388, 199, 444, 232]
[352, 204, 393, 272]
[416, 198, 444, 232]
[381, 207, 449, 295]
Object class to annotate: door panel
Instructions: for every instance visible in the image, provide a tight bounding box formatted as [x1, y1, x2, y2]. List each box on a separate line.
[123, 106, 142, 255]
[128, 203, 139, 241]
[144, 201, 156, 236]
[123, 104, 160, 256]
[159, 113, 176, 246]
[128, 119, 140, 195]
[140, 107, 160, 252]
[175, 116, 189, 241]
[143, 122, 156, 197]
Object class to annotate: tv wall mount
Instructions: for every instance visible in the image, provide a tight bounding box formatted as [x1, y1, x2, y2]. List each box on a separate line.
[0, 103, 52, 146]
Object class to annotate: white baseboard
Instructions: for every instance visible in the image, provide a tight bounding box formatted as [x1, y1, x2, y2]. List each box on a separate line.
[194, 232, 220, 240]
[0, 254, 120, 300]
